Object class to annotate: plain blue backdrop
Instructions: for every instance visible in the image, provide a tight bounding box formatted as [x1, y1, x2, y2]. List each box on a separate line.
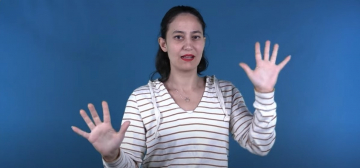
[1, 0, 359, 167]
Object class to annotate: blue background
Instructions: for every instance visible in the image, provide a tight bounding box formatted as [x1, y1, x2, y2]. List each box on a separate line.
[1, 0, 359, 167]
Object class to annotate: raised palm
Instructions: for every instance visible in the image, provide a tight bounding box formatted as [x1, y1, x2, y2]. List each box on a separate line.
[239, 40, 291, 92]
[71, 101, 130, 159]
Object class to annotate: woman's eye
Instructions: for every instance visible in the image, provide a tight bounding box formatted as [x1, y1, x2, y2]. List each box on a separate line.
[174, 36, 183, 39]
[193, 36, 201, 39]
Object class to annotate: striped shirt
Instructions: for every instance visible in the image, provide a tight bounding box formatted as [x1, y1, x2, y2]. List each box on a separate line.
[103, 75, 277, 168]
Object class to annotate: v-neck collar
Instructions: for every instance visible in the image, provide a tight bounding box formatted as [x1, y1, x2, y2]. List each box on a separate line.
[156, 76, 211, 113]
[147, 75, 230, 140]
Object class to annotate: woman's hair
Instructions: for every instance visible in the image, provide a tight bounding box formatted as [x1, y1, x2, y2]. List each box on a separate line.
[150, 5, 209, 82]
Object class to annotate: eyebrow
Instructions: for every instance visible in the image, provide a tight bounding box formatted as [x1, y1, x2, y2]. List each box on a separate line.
[172, 30, 202, 34]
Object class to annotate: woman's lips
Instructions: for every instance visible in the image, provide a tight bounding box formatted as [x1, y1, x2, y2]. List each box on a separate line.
[181, 54, 195, 61]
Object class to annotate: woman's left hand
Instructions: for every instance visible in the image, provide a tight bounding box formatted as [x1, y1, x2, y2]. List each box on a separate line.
[239, 40, 291, 92]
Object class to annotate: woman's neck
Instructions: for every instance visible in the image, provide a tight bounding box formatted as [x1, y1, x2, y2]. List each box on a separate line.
[165, 70, 205, 91]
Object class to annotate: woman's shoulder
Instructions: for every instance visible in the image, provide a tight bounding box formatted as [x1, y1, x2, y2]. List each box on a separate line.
[130, 84, 151, 96]
[129, 79, 164, 97]
[207, 75, 236, 89]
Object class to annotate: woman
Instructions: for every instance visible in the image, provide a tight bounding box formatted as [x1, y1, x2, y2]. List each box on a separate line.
[71, 5, 291, 168]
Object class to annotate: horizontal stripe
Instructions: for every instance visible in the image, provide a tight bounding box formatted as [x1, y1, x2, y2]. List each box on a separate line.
[103, 76, 277, 168]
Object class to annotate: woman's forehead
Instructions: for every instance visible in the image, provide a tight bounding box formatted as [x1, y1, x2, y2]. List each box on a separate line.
[168, 14, 203, 33]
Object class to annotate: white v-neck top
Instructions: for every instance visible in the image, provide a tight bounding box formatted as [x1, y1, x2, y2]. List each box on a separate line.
[103, 75, 277, 168]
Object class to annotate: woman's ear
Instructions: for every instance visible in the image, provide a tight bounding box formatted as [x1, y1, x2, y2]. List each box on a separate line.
[158, 37, 167, 52]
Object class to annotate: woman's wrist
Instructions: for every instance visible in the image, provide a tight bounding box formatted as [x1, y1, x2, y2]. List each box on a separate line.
[103, 148, 121, 162]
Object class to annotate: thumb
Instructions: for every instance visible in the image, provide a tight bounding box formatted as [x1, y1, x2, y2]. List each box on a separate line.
[239, 63, 253, 76]
[118, 121, 131, 138]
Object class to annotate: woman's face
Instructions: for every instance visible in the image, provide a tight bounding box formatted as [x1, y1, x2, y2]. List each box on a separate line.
[159, 13, 206, 73]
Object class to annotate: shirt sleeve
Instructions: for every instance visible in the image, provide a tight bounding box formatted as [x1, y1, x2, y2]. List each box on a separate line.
[102, 93, 147, 168]
[229, 84, 277, 156]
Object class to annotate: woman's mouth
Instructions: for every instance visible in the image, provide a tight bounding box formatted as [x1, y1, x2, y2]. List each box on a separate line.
[181, 54, 195, 62]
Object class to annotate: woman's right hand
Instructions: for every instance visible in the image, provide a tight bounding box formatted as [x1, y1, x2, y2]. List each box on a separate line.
[71, 101, 130, 161]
